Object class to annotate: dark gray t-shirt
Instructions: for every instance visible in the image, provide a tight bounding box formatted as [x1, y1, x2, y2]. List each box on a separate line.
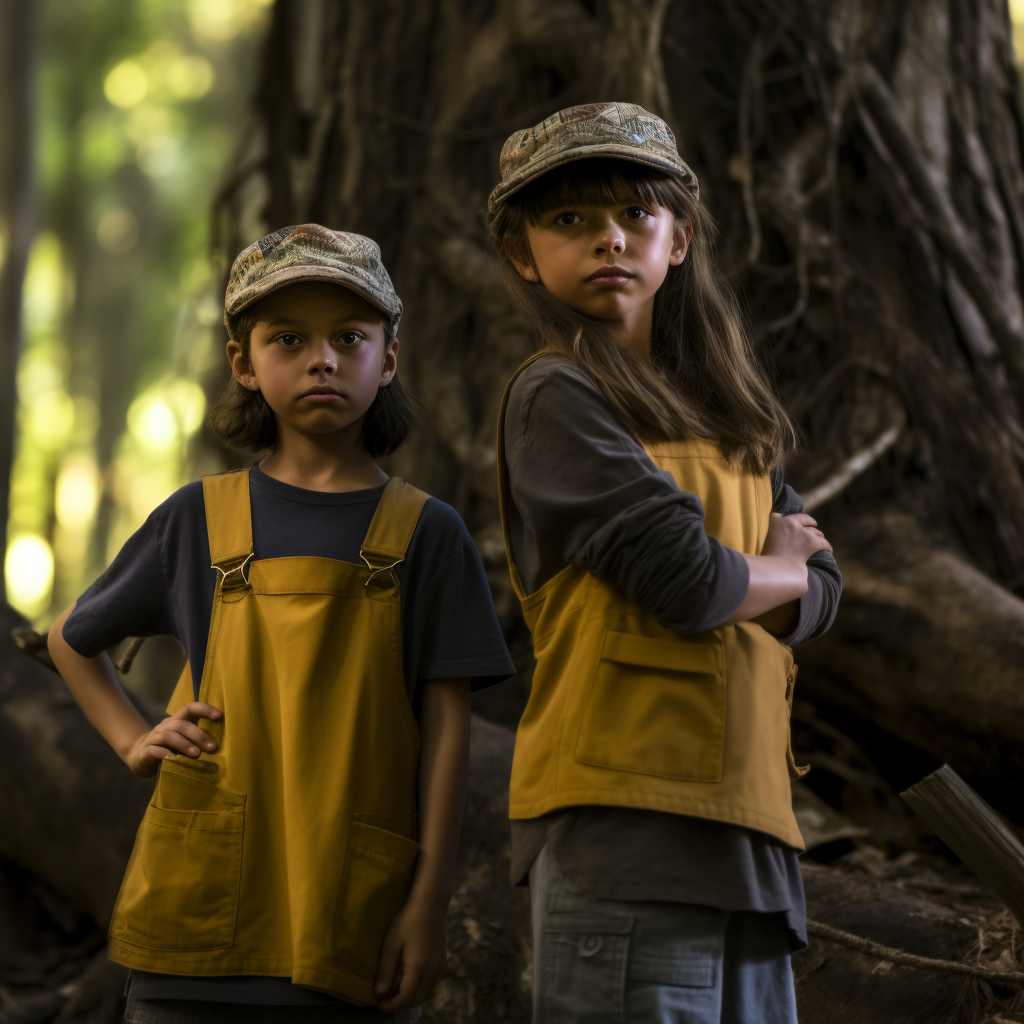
[503, 356, 842, 950]
[64, 464, 515, 1010]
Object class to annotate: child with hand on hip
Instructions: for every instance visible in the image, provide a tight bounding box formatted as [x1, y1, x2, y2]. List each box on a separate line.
[49, 225, 514, 1024]
[489, 105, 841, 1024]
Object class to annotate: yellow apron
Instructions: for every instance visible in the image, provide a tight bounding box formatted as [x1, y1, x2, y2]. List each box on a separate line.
[108, 471, 429, 1003]
[497, 356, 807, 850]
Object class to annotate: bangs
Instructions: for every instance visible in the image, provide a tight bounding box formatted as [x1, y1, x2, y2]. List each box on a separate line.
[515, 158, 687, 222]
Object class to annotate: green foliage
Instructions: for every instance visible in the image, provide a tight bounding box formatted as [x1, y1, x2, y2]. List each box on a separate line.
[5, 0, 270, 620]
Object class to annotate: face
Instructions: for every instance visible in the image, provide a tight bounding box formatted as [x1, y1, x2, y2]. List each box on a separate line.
[510, 197, 692, 323]
[228, 281, 396, 438]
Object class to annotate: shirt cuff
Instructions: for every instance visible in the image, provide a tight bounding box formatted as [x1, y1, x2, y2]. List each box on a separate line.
[775, 568, 824, 647]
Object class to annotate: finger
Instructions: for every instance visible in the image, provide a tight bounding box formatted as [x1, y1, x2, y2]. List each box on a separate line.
[789, 513, 817, 527]
[173, 702, 223, 723]
[143, 744, 175, 763]
[169, 720, 219, 751]
[153, 728, 206, 758]
[374, 935, 402, 1001]
[381, 959, 425, 1012]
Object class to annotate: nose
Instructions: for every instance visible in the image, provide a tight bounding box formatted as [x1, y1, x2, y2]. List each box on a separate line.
[592, 215, 625, 257]
[309, 337, 336, 375]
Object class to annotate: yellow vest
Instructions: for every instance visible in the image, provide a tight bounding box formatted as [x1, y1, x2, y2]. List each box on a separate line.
[108, 471, 429, 1002]
[497, 356, 807, 850]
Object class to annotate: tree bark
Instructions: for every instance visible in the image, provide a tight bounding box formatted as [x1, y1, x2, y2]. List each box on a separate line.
[214, 0, 1024, 808]
[0, 0, 40, 586]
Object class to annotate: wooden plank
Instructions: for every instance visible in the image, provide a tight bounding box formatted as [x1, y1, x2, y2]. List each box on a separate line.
[901, 765, 1024, 927]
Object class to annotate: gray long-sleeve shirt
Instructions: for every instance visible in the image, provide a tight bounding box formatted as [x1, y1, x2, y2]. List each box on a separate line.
[503, 355, 842, 950]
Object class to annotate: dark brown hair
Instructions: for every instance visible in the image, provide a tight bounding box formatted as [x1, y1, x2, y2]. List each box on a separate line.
[489, 159, 795, 473]
[212, 305, 415, 457]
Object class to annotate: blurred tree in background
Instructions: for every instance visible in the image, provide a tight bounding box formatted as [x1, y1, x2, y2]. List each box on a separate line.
[0, 0, 270, 646]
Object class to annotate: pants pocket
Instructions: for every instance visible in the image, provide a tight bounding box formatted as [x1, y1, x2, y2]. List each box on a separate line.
[334, 818, 420, 978]
[537, 910, 633, 1024]
[110, 765, 245, 951]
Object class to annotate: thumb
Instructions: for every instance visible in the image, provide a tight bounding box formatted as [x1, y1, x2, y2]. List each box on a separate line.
[375, 930, 402, 999]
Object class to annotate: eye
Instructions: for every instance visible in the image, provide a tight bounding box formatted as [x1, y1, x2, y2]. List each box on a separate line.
[338, 330, 364, 345]
[554, 211, 582, 226]
[276, 333, 302, 347]
[624, 206, 649, 220]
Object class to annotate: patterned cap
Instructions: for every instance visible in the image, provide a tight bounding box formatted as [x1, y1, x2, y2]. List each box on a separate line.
[488, 102, 698, 213]
[224, 224, 402, 329]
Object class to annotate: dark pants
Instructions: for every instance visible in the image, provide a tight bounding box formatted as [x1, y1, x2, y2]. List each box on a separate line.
[125, 999, 420, 1024]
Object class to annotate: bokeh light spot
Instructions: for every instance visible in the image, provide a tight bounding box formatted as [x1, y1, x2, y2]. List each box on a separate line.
[55, 456, 102, 529]
[27, 391, 76, 452]
[128, 394, 180, 451]
[97, 208, 140, 256]
[104, 60, 149, 108]
[167, 55, 215, 99]
[165, 379, 207, 435]
[5, 535, 55, 617]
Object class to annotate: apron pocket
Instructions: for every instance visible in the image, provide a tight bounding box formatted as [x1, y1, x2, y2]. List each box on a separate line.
[334, 818, 420, 978]
[110, 766, 245, 951]
[574, 630, 726, 782]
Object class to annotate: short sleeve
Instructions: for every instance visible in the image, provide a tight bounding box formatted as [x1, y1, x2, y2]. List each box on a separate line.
[62, 512, 176, 657]
[400, 499, 515, 696]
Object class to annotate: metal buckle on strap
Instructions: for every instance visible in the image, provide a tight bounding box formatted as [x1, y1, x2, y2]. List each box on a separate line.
[361, 555, 402, 588]
[212, 551, 253, 592]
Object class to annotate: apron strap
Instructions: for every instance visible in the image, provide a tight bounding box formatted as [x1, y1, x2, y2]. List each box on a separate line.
[202, 470, 254, 588]
[359, 477, 430, 585]
[496, 351, 550, 601]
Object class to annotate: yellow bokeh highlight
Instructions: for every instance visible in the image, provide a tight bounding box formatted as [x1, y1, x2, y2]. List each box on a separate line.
[128, 393, 179, 451]
[105, 59, 149, 108]
[22, 233, 65, 333]
[164, 378, 207, 435]
[167, 55, 215, 99]
[25, 391, 76, 452]
[55, 456, 101, 530]
[6, 535, 55, 617]
[187, 0, 273, 41]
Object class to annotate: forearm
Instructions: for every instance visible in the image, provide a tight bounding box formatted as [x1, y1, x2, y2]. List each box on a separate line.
[408, 677, 470, 916]
[47, 603, 150, 762]
[723, 554, 808, 626]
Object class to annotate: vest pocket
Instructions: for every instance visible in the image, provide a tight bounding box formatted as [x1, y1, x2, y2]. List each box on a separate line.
[574, 630, 726, 782]
[334, 818, 420, 978]
[109, 765, 244, 951]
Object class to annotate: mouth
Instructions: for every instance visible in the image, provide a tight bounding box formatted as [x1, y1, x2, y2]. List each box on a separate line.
[300, 385, 344, 403]
[586, 266, 635, 285]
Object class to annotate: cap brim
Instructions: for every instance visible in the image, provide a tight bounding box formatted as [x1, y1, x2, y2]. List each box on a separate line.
[224, 264, 401, 325]
[488, 143, 698, 213]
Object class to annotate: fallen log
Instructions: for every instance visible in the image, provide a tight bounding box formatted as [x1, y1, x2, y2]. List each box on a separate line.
[902, 765, 1024, 928]
[793, 508, 1024, 812]
[0, 603, 158, 929]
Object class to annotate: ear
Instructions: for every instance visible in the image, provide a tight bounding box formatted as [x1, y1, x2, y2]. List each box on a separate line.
[504, 240, 541, 283]
[669, 218, 694, 266]
[226, 339, 260, 392]
[380, 336, 399, 386]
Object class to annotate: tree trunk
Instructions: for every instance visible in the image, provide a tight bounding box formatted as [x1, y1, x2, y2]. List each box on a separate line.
[0, 0, 40, 585]
[215, 0, 1024, 809]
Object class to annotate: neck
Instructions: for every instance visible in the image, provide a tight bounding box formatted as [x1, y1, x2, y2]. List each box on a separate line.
[606, 295, 655, 363]
[259, 418, 388, 492]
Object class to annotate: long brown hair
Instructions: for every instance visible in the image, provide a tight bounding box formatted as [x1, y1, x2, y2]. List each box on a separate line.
[489, 159, 795, 473]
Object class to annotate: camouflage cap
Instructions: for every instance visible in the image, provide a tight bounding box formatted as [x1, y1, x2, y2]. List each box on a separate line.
[488, 102, 698, 213]
[224, 224, 402, 329]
